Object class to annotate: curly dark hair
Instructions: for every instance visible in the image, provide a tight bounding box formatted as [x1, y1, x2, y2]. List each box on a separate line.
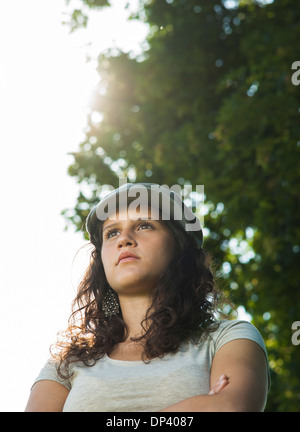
[51, 218, 227, 380]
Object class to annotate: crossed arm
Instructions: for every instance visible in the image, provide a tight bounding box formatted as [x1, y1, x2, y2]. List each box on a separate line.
[159, 338, 269, 412]
[25, 339, 268, 412]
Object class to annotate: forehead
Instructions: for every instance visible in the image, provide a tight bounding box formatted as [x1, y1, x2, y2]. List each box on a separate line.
[102, 206, 161, 226]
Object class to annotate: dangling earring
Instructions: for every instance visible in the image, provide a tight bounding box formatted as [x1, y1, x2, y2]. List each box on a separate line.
[102, 287, 120, 317]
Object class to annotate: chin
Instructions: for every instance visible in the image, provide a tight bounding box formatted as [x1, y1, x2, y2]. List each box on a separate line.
[113, 278, 156, 296]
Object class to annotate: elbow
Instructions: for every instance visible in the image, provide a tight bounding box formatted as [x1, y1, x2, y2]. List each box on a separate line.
[223, 399, 265, 412]
[216, 386, 267, 412]
[222, 402, 248, 412]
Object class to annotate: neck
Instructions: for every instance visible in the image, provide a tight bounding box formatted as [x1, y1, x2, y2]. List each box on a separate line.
[118, 294, 153, 340]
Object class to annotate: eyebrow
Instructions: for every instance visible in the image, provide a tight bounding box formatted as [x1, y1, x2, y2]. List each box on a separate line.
[102, 221, 121, 233]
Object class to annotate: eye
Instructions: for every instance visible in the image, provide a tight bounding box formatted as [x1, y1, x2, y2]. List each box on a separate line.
[105, 228, 120, 240]
[138, 221, 154, 231]
[104, 221, 154, 240]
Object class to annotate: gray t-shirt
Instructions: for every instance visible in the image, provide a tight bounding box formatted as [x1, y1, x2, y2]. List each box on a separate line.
[33, 320, 269, 412]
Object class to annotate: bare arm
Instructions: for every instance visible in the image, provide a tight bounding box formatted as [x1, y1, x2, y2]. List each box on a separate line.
[25, 380, 70, 412]
[159, 339, 269, 412]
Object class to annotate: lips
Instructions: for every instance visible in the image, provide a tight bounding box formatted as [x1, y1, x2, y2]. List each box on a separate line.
[117, 251, 140, 265]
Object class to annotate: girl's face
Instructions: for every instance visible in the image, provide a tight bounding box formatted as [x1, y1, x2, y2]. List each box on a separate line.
[101, 207, 175, 298]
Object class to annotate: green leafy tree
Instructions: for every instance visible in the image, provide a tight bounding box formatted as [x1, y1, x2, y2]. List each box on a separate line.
[63, 0, 300, 411]
[63, 0, 109, 32]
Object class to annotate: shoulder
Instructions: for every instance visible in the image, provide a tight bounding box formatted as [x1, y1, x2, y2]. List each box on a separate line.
[26, 358, 72, 412]
[208, 322, 270, 411]
[25, 379, 70, 412]
[208, 319, 271, 398]
[33, 358, 72, 391]
[207, 319, 268, 359]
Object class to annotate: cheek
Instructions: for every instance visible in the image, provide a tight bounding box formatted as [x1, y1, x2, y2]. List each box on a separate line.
[152, 237, 175, 269]
[162, 233, 175, 260]
[101, 246, 113, 277]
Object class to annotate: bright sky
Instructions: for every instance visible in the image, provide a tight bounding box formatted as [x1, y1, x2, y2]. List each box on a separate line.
[0, 0, 148, 412]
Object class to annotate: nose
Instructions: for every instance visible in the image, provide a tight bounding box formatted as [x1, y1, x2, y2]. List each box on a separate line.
[116, 229, 137, 248]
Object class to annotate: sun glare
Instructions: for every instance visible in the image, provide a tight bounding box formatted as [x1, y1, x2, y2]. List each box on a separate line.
[0, 0, 149, 412]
